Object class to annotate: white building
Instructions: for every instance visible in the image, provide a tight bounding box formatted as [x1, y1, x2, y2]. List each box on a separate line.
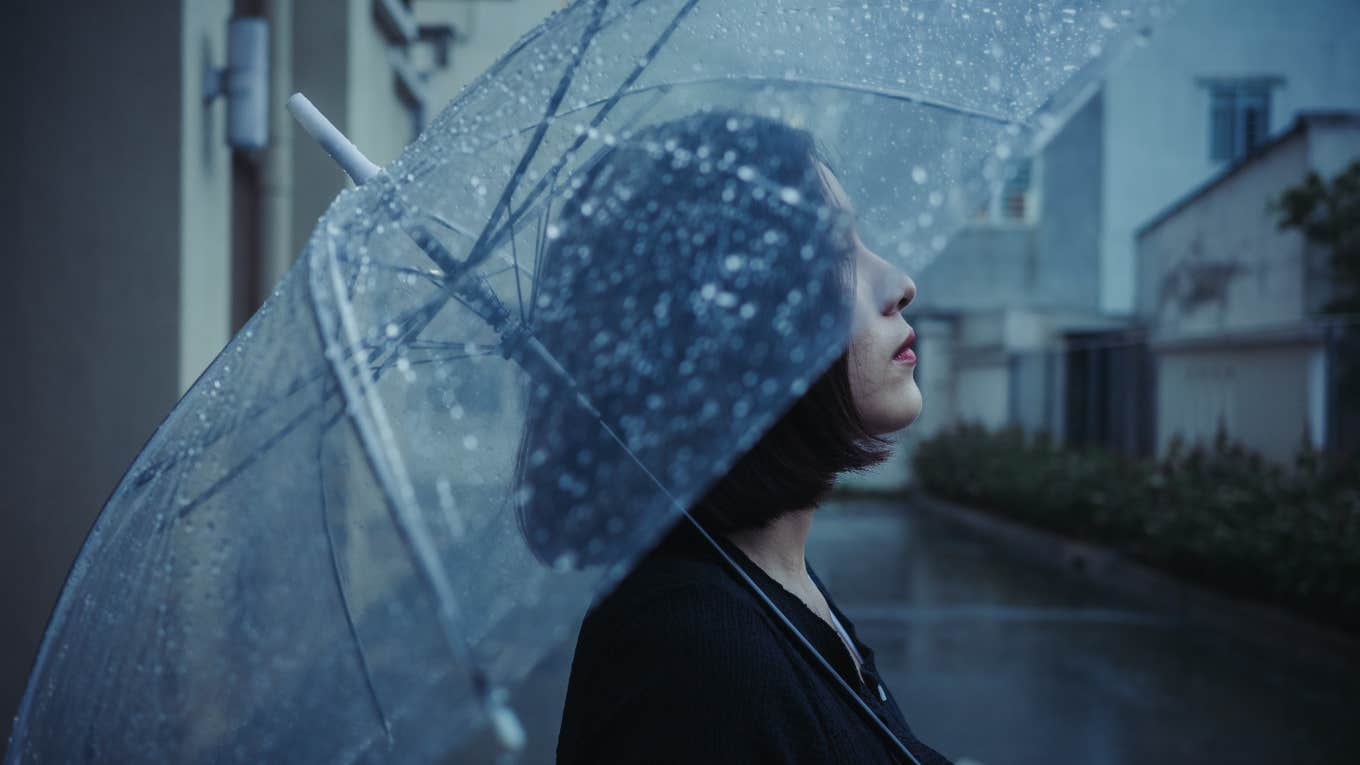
[1100, 0, 1360, 314]
[866, 0, 1360, 489]
[1136, 112, 1360, 461]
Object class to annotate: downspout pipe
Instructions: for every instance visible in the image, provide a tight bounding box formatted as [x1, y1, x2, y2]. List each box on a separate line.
[259, 0, 293, 298]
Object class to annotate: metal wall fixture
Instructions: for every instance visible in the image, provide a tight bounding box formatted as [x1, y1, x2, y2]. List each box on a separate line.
[203, 17, 270, 151]
[373, 0, 460, 137]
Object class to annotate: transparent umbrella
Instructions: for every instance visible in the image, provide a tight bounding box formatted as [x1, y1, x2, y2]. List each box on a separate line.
[6, 1, 1181, 762]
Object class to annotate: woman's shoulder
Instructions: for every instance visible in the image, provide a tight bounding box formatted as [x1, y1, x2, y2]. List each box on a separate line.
[583, 536, 772, 648]
[559, 529, 836, 764]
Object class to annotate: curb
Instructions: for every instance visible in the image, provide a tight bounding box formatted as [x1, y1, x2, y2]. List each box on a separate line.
[901, 491, 1360, 670]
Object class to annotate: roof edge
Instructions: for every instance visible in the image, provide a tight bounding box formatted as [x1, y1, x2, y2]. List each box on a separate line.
[1134, 111, 1360, 239]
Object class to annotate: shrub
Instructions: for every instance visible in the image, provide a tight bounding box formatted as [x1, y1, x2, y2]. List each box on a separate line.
[913, 424, 1360, 633]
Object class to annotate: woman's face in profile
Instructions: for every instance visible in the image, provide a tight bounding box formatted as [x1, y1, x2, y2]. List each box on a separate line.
[817, 164, 923, 435]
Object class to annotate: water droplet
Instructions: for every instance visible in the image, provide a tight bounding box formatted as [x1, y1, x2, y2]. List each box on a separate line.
[911, 166, 928, 184]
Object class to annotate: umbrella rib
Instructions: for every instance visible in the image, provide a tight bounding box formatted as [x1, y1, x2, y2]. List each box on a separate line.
[131, 361, 332, 492]
[427, 212, 477, 240]
[366, 260, 446, 287]
[318, 408, 394, 744]
[361, 0, 684, 375]
[544, 74, 1021, 128]
[366, 0, 610, 382]
[413, 0, 649, 160]
[459, 0, 609, 278]
[168, 383, 342, 523]
[528, 195, 552, 325]
[508, 190, 528, 324]
[475, 0, 702, 266]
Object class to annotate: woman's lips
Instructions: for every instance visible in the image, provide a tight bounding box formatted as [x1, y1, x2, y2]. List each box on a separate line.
[892, 330, 917, 364]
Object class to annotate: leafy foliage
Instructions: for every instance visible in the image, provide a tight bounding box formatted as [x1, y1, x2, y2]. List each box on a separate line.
[913, 423, 1360, 633]
[1274, 159, 1360, 451]
[1274, 160, 1360, 316]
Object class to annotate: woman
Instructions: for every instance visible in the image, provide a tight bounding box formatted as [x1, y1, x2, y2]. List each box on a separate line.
[517, 110, 947, 764]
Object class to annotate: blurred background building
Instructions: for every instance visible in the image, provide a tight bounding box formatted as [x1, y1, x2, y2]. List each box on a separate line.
[1136, 112, 1360, 462]
[862, 0, 1360, 487]
[1, 0, 563, 733]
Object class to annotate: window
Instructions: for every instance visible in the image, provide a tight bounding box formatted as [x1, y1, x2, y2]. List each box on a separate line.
[973, 157, 1036, 223]
[1001, 158, 1033, 220]
[1206, 79, 1277, 163]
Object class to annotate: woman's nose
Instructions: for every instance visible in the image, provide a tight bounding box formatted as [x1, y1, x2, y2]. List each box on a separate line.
[887, 273, 916, 315]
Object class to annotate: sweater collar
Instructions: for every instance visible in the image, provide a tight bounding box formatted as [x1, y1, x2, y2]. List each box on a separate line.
[664, 519, 879, 691]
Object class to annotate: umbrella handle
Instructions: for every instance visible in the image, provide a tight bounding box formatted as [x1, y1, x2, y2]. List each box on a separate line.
[287, 92, 381, 185]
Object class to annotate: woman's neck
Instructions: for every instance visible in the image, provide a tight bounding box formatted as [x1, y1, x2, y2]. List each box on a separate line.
[723, 508, 818, 600]
[722, 506, 866, 683]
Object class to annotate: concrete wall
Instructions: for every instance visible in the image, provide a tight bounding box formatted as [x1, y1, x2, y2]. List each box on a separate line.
[1308, 117, 1360, 177]
[912, 225, 1035, 312]
[956, 363, 1010, 429]
[0, 1, 232, 735]
[1101, 0, 1360, 313]
[1136, 130, 1314, 335]
[1, 0, 564, 735]
[1155, 343, 1322, 461]
[181, 0, 235, 390]
[1135, 116, 1359, 460]
[1034, 90, 1103, 312]
[416, 0, 567, 109]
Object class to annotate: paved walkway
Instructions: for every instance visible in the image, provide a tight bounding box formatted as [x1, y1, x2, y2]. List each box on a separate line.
[461, 498, 1360, 763]
[811, 498, 1360, 765]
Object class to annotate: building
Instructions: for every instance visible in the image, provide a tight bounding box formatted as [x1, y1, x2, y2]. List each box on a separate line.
[852, 0, 1360, 489]
[1, 0, 563, 733]
[1136, 112, 1360, 461]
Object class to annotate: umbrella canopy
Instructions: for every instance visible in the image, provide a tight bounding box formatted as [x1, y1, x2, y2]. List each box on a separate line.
[7, 1, 1181, 762]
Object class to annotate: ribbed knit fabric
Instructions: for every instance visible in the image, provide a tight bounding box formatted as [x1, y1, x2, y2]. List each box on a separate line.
[556, 520, 952, 764]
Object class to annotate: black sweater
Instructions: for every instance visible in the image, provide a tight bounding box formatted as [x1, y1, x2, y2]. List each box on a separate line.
[557, 521, 951, 764]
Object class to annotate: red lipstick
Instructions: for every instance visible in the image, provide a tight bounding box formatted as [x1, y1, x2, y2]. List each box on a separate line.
[892, 330, 917, 364]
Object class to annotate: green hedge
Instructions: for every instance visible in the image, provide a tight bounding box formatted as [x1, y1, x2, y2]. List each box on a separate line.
[912, 424, 1360, 633]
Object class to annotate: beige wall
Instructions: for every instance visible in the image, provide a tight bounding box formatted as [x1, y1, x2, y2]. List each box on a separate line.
[1100, 0, 1360, 312]
[416, 0, 567, 110]
[181, 0, 235, 390]
[1137, 117, 1358, 460]
[1, 1, 200, 734]
[0, 0, 565, 733]
[1155, 343, 1323, 461]
[956, 363, 1011, 430]
[1137, 132, 1313, 336]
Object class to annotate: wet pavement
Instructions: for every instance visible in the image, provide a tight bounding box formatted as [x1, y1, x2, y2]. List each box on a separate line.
[459, 497, 1360, 764]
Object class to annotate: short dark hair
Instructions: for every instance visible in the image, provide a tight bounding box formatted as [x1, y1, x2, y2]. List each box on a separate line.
[691, 351, 889, 534]
[515, 110, 888, 566]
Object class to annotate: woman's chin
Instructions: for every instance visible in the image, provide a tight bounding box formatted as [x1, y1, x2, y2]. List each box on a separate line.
[865, 383, 923, 435]
[896, 386, 924, 431]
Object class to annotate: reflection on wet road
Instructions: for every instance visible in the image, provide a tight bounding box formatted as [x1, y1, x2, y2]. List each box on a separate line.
[459, 497, 1360, 764]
